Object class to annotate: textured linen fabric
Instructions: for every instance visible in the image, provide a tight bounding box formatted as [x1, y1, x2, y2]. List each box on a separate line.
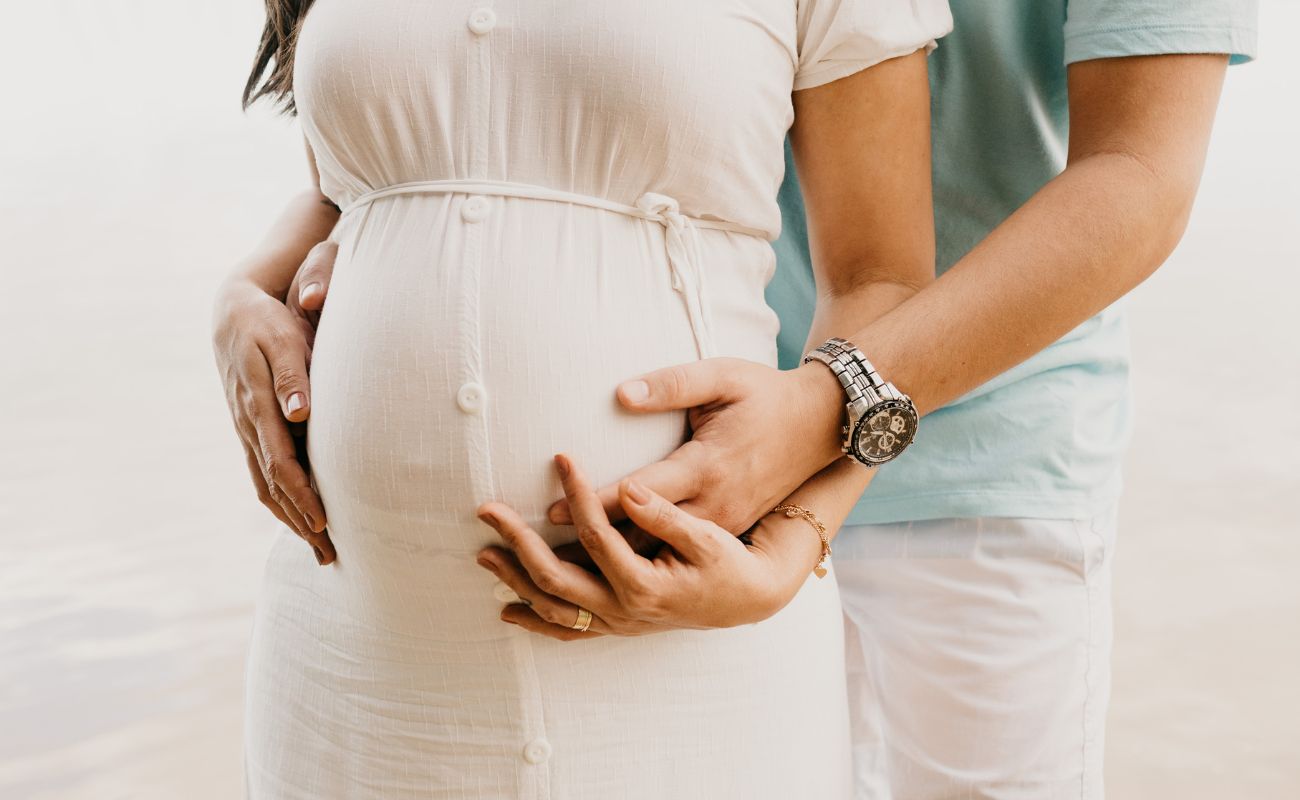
[768, 0, 1259, 525]
[241, 2, 952, 798]
[836, 504, 1118, 798]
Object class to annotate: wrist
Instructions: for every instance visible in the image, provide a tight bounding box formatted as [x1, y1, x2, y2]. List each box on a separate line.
[212, 275, 280, 340]
[793, 361, 848, 466]
[747, 507, 827, 578]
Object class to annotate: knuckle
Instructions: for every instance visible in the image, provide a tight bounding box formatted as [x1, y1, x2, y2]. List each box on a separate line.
[264, 326, 292, 351]
[263, 477, 286, 502]
[236, 386, 260, 416]
[621, 582, 659, 617]
[652, 501, 680, 533]
[533, 568, 565, 596]
[661, 364, 689, 400]
[574, 524, 604, 549]
[697, 458, 727, 490]
[535, 604, 566, 625]
[626, 594, 664, 623]
[264, 456, 301, 489]
[271, 366, 305, 396]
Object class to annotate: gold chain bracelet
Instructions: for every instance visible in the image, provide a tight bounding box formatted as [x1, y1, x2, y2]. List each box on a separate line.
[771, 503, 832, 578]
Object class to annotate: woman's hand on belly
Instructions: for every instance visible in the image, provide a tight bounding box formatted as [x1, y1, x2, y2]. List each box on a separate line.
[212, 275, 335, 565]
[474, 454, 826, 640]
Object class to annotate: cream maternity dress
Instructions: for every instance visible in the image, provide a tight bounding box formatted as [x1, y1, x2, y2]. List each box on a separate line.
[242, 1, 951, 797]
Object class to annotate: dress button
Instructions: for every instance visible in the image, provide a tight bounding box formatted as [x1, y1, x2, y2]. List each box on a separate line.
[461, 195, 490, 223]
[492, 581, 520, 604]
[467, 8, 497, 36]
[522, 738, 552, 764]
[456, 382, 487, 414]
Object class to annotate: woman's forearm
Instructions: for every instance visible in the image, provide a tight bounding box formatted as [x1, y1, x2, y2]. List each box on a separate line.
[230, 189, 340, 301]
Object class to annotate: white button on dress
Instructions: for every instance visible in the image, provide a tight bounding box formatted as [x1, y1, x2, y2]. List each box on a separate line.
[466, 8, 496, 36]
[522, 738, 552, 765]
[456, 382, 486, 414]
[460, 195, 489, 222]
[245, 2, 954, 799]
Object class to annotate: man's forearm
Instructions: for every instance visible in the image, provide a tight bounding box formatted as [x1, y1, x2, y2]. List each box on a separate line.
[846, 152, 1196, 415]
[230, 189, 340, 300]
[829, 54, 1227, 417]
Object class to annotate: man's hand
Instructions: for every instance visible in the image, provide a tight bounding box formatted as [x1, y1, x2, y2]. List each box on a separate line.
[476, 454, 823, 640]
[548, 359, 845, 536]
[211, 271, 335, 565]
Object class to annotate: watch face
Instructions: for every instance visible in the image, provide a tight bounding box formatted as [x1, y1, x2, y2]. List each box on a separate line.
[853, 400, 917, 464]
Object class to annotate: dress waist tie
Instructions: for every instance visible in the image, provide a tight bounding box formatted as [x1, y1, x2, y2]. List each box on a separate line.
[339, 179, 769, 360]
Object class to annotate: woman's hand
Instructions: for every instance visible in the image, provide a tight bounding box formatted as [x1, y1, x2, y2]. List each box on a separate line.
[475, 454, 823, 640]
[211, 274, 335, 564]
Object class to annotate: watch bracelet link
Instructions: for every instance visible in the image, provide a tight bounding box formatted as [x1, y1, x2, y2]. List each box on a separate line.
[802, 337, 901, 408]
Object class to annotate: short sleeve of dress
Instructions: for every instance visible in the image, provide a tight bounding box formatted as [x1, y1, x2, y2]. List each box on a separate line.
[794, 0, 954, 91]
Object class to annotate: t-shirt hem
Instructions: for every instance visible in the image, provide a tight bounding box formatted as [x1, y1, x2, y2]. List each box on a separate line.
[1064, 24, 1259, 65]
[793, 39, 940, 92]
[843, 484, 1123, 526]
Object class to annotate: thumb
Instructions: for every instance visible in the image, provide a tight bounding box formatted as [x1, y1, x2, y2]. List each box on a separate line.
[297, 240, 338, 312]
[616, 358, 739, 413]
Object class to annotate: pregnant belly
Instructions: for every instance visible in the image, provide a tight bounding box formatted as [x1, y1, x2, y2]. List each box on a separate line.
[304, 197, 776, 595]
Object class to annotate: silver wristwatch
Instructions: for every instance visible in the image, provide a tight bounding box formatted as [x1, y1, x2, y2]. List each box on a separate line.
[803, 337, 918, 467]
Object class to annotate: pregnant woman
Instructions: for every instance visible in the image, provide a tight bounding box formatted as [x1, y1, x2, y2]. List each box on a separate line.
[220, 1, 950, 797]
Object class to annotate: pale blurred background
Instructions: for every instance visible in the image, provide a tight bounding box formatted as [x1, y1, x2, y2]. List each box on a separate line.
[1, 2, 1297, 798]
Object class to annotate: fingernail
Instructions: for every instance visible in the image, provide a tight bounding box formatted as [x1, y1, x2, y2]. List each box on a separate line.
[477, 510, 499, 529]
[549, 503, 572, 524]
[554, 454, 570, 479]
[620, 380, 650, 404]
[500, 612, 518, 625]
[625, 480, 650, 505]
[476, 551, 497, 571]
[313, 546, 325, 565]
[300, 282, 322, 304]
[287, 392, 306, 414]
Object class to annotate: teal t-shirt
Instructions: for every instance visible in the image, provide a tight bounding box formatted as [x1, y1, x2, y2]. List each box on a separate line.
[768, 0, 1258, 524]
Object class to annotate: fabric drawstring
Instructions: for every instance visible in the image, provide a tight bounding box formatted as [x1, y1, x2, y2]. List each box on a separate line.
[340, 179, 767, 361]
[634, 192, 716, 359]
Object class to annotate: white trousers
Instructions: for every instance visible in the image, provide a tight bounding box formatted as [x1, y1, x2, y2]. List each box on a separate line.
[835, 505, 1118, 799]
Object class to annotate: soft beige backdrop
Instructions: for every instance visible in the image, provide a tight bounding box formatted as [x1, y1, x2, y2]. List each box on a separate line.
[1, 2, 1297, 798]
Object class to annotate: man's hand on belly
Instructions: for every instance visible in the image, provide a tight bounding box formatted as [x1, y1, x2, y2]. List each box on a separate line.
[475, 454, 825, 640]
[547, 358, 845, 536]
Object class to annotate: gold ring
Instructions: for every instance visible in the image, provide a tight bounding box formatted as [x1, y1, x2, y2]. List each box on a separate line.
[570, 607, 593, 632]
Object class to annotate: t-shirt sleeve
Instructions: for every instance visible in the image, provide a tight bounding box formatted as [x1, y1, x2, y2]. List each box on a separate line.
[793, 0, 954, 91]
[1064, 0, 1260, 66]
